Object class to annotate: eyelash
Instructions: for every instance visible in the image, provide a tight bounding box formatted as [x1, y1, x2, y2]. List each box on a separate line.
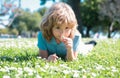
[56, 27, 60, 29]
[66, 27, 69, 29]
[55, 27, 69, 29]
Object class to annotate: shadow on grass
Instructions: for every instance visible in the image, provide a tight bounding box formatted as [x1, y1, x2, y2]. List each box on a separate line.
[0, 52, 38, 62]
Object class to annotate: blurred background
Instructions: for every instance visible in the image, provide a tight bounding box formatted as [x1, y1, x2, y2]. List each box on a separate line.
[0, 0, 120, 39]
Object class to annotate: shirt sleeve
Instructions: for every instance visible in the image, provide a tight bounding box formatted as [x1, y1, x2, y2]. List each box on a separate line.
[73, 33, 82, 52]
[37, 31, 47, 50]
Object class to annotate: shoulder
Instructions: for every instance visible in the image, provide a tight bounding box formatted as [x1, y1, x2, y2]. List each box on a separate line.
[37, 31, 47, 50]
[74, 30, 81, 40]
[38, 31, 42, 37]
[37, 31, 47, 42]
[37, 31, 55, 43]
[38, 31, 45, 39]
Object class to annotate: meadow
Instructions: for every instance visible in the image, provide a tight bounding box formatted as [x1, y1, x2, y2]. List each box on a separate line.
[0, 38, 120, 78]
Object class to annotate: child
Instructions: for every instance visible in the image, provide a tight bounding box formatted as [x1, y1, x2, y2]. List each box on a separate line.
[37, 2, 96, 62]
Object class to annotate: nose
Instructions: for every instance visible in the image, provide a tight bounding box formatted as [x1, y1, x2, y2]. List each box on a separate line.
[60, 30, 64, 35]
[59, 30, 65, 40]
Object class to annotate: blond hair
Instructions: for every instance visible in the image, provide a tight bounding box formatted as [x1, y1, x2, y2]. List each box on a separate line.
[40, 2, 78, 41]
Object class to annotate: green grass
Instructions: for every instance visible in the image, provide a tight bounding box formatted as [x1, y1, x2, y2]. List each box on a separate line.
[0, 38, 120, 78]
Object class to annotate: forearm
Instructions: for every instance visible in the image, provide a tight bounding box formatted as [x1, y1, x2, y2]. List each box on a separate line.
[66, 49, 75, 61]
[39, 50, 48, 59]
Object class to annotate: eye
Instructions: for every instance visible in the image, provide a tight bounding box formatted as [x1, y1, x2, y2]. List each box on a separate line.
[55, 26, 60, 29]
[65, 27, 69, 29]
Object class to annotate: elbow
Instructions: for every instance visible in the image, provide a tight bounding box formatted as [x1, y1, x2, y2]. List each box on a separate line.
[66, 57, 76, 61]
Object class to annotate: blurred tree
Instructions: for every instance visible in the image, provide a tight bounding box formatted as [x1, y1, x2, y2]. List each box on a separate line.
[11, 10, 42, 36]
[38, 7, 47, 16]
[0, 0, 21, 27]
[0, 28, 9, 34]
[17, 21, 27, 35]
[10, 28, 19, 35]
[26, 12, 41, 31]
[99, 0, 120, 38]
[80, 0, 101, 37]
[40, 0, 55, 5]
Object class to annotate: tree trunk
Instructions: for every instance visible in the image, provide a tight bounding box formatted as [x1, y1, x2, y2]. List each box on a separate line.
[86, 26, 91, 37]
[108, 21, 114, 38]
[66, 0, 84, 36]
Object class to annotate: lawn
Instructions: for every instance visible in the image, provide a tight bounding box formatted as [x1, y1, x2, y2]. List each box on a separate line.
[0, 38, 120, 78]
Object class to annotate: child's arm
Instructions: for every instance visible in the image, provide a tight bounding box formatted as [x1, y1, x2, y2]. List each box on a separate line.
[47, 54, 58, 62]
[39, 49, 58, 62]
[39, 49, 48, 59]
[66, 49, 78, 61]
[62, 37, 78, 61]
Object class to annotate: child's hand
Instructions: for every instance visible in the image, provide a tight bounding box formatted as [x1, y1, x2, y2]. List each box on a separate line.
[62, 36, 73, 50]
[47, 54, 58, 62]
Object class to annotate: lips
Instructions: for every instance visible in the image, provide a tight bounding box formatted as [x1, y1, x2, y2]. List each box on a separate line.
[60, 36, 65, 42]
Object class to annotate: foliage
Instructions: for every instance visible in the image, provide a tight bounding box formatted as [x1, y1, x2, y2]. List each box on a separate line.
[80, 0, 102, 37]
[0, 29, 9, 34]
[17, 21, 27, 34]
[0, 38, 120, 77]
[11, 10, 42, 35]
[0, 28, 18, 35]
[98, 0, 120, 38]
[38, 7, 47, 16]
[99, 0, 120, 23]
[40, 0, 55, 5]
[9, 28, 19, 35]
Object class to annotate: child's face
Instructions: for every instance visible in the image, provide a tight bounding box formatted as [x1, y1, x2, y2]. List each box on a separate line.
[52, 25, 72, 42]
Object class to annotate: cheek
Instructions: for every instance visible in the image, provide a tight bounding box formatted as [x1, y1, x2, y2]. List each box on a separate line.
[52, 30, 56, 36]
[52, 30, 59, 36]
[65, 30, 71, 37]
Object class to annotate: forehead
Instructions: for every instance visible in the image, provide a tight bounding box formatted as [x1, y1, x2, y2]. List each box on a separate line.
[54, 23, 73, 28]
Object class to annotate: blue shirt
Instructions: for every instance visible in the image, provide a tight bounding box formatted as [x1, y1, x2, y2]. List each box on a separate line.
[37, 31, 81, 59]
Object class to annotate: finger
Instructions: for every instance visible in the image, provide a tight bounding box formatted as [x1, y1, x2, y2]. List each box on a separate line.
[52, 54, 58, 59]
[54, 55, 58, 59]
[50, 57, 58, 62]
[54, 58, 57, 62]
[64, 40, 73, 46]
[48, 57, 56, 62]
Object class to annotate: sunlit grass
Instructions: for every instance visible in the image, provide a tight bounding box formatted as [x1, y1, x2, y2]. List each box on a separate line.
[0, 38, 120, 78]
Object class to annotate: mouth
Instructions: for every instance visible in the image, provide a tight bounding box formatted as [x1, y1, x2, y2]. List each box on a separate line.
[60, 36, 65, 41]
